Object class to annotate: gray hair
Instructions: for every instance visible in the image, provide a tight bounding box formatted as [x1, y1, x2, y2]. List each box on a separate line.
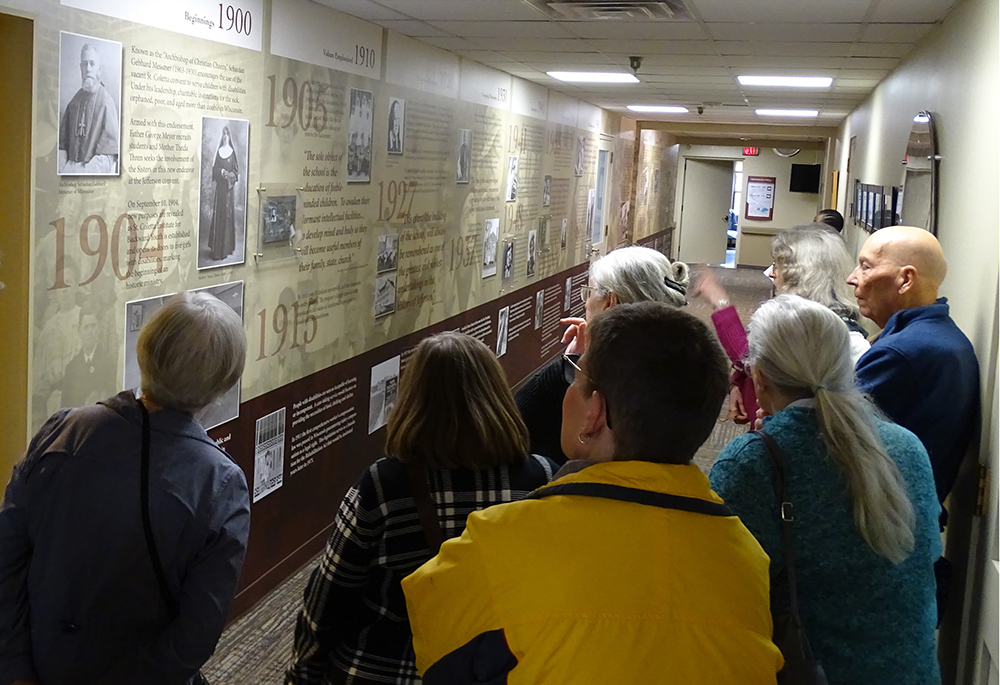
[771, 225, 859, 321]
[748, 295, 915, 563]
[138, 292, 247, 413]
[590, 245, 688, 308]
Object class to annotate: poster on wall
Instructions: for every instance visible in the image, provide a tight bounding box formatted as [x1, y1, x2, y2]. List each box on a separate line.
[574, 136, 585, 177]
[253, 407, 286, 503]
[561, 218, 568, 250]
[496, 306, 510, 357]
[456, 129, 472, 183]
[198, 116, 250, 269]
[377, 233, 398, 273]
[526, 229, 537, 277]
[744, 176, 776, 220]
[57, 31, 122, 176]
[123, 281, 245, 431]
[505, 155, 519, 201]
[260, 195, 296, 245]
[348, 88, 374, 183]
[502, 240, 515, 285]
[368, 355, 400, 434]
[482, 218, 499, 278]
[542, 175, 552, 207]
[387, 97, 404, 155]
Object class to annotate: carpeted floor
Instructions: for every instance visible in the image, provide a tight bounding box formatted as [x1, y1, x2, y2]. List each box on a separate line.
[202, 264, 772, 684]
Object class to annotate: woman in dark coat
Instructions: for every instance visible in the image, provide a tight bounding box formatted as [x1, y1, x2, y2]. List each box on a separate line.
[208, 126, 238, 260]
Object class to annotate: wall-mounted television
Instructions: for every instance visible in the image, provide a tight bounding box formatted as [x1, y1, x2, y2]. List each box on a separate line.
[789, 164, 821, 193]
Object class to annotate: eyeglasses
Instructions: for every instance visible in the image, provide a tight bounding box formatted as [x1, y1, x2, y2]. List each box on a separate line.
[562, 353, 612, 429]
[579, 285, 607, 303]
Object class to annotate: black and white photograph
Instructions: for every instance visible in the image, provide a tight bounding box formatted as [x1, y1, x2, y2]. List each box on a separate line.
[564, 276, 573, 311]
[496, 306, 510, 358]
[197, 116, 250, 270]
[482, 218, 499, 278]
[502, 240, 515, 284]
[57, 32, 122, 176]
[377, 233, 399, 273]
[348, 88, 374, 183]
[534, 290, 543, 330]
[456, 129, 472, 183]
[542, 175, 552, 207]
[539, 216, 548, 249]
[587, 189, 596, 242]
[261, 195, 296, 244]
[526, 229, 537, 277]
[505, 155, 519, 202]
[387, 97, 404, 155]
[574, 135, 586, 177]
[368, 355, 401, 434]
[561, 218, 568, 249]
[253, 407, 286, 503]
[123, 281, 244, 431]
[374, 273, 396, 318]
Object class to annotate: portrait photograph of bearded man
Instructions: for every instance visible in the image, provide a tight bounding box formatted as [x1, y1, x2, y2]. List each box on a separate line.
[57, 32, 121, 176]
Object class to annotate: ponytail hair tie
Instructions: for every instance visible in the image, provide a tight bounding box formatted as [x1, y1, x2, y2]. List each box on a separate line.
[664, 275, 687, 296]
[811, 384, 827, 393]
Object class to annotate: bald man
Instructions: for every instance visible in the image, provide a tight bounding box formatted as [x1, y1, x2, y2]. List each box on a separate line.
[848, 226, 979, 514]
[58, 44, 120, 174]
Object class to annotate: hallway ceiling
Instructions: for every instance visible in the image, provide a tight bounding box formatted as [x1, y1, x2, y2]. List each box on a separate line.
[313, 0, 956, 132]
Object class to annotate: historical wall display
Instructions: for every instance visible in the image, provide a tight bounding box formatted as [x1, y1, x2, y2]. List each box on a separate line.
[21, 0, 610, 614]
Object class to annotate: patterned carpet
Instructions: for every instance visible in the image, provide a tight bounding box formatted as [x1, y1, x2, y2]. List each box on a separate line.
[202, 264, 772, 684]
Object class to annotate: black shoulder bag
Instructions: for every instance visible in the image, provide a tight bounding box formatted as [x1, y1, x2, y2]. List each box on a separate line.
[752, 430, 828, 685]
[138, 401, 212, 685]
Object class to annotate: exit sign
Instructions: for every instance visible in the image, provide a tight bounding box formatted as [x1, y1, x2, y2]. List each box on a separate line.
[743, 146, 760, 156]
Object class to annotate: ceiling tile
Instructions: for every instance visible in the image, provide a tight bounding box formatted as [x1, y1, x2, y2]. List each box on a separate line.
[518, 52, 617, 64]
[869, 0, 957, 23]
[850, 43, 913, 58]
[707, 23, 863, 42]
[484, 37, 598, 52]
[726, 56, 899, 70]
[719, 42, 855, 57]
[587, 39, 718, 55]
[419, 36, 489, 51]
[690, 0, 872, 23]
[372, 0, 547, 21]
[378, 20, 449, 36]
[458, 50, 519, 63]
[859, 23, 937, 43]
[313, 0, 409, 21]
[556, 21, 709, 40]
[424, 20, 576, 38]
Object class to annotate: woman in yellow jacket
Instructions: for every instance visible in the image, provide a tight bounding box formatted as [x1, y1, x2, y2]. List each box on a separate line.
[403, 302, 783, 684]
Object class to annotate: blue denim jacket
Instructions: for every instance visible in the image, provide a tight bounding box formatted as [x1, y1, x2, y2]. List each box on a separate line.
[0, 392, 250, 684]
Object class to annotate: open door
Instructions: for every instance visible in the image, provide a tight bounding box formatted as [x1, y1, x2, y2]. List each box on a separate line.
[678, 158, 732, 264]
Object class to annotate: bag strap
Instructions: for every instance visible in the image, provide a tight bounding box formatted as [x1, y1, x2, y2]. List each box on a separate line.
[752, 430, 804, 623]
[406, 463, 445, 555]
[138, 400, 177, 617]
[524, 481, 733, 517]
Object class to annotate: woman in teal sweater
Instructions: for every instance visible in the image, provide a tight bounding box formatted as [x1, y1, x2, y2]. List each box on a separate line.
[710, 295, 941, 685]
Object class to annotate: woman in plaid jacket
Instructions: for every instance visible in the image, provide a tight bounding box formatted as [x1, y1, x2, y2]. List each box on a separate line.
[285, 332, 556, 685]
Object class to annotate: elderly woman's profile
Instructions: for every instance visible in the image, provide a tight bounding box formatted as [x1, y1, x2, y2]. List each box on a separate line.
[208, 125, 239, 261]
[0, 291, 251, 684]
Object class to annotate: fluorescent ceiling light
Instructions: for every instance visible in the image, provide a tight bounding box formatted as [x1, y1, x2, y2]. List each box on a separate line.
[756, 108, 819, 118]
[547, 71, 639, 83]
[738, 75, 832, 88]
[627, 105, 689, 113]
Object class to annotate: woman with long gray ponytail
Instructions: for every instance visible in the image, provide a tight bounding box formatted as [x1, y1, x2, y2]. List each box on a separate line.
[710, 295, 941, 685]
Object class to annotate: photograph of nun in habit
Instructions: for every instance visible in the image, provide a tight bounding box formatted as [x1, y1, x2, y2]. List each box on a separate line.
[198, 116, 250, 269]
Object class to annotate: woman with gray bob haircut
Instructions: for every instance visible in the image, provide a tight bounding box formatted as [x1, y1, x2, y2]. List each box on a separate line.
[710, 295, 941, 684]
[515, 245, 690, 464]
[139, 291, 247, 413]
[0, 291, 251, 685]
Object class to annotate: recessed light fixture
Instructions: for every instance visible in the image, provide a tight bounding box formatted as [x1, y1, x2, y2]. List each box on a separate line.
[913, 114, 930, 123]
[627, 105, 689, 113]
[756, 108, 819, 118]
[547, 71, 640, 83]
[738, 75, 832, 88]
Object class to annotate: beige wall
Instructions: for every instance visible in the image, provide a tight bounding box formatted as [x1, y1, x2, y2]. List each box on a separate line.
[674, 144, 825, 266]
[833, 0, 998, 680]
[633, 129, 679, 244]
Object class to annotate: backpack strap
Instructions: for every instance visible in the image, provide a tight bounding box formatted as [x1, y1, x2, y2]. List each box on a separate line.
[524, 481, 733, 517]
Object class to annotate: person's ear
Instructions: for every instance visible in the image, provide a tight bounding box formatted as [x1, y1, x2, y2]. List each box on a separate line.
[606, 291, 619, 308]
[897, 265, 918, 295]
[581, 387, 610, 436]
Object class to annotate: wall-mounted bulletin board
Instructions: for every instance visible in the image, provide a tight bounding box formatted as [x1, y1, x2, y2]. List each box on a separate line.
[8, 0, 630, 613]
[744, 175, 776, 220]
